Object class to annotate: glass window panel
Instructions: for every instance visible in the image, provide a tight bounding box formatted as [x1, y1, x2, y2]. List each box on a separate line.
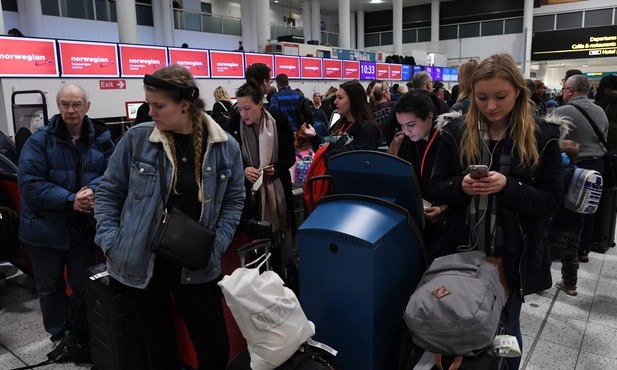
[201, 2, 212, 13]
[65, 0, 95, 20]
[440, 25, 457, 40]
[556, 12, 582, 30]
[222, 18, 242, 36]
[459, 22, 479, 38]
[417, 27, 430, 42]
[41, 0, 60, 16]
[291, 27, 303, 37]
[365, 33, 380, 47]
[403, 29, 416, 43]
[202, 14, 222, 33]
[3, 0, 18, 12]
[585, 9, 612, 27]
[185, 12, 201, 31]
[381, 31, 393, 45]
[505, 18, 523, 34]
[94, 0, 116, 22]
[481, 20, 502, 36]
[533, 15, 554, 32]
[136, 4, 153, 26]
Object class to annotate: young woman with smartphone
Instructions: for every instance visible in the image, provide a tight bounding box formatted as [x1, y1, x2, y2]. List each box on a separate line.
[429, 54, 565, 370]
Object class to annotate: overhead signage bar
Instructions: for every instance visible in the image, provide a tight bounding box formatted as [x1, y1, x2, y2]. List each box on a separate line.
[168, 47, 210, 78]
[244, 53, 275, 71]
[532, 25, 617, 61]
[300, 57, 323, 79]
[58, 40, 119, 77]
[0, 36, 59, 77]
[275, 55, 300, 78]
[119, 44, 167, 77]
[210, 50, 244, 78]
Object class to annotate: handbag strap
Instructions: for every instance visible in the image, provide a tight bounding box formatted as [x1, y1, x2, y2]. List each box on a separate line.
[157, 148, 168, 208]
[571, 104, 611, 152]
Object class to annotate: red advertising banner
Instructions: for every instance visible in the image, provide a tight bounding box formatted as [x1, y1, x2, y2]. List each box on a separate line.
[119, 44, 167, 77]
[0, 36, 59, 77]
[244, 53, 274, 71]
[58, 40, 119, 77]
[389, 64, 402, 80]
[169, 48, 210, 78]
[300, 57, 322, 79]
[323, 59, 342, 79]
[343, 60, 360, 79]
[376, 63, 390, 80]
[274, 55, 300, 79]
[210, 51, 244, 78]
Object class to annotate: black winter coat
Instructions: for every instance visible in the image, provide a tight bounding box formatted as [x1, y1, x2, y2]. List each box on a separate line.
[429, 116, 563, 297]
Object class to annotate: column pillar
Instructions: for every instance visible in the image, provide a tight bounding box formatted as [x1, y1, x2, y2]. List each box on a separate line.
[17, 0, 43, 37]
[159, 0, 174, 46]
[311, 0, 321, 43]
[350, 12, 356, 49]
[393, 0, 403, 55]
[241, 0, 256, 52]
[430, 0, 439, 53]
[338, 0, 350, 49]
[255, 0, 271, 52]
[151, 0, 164, 45]
[0, 6, 5, 36]
[116, 0, 138, 43]
[302, 0, 312, 42]
[522, 0, 534, 78]
[356, 11, 364, 50]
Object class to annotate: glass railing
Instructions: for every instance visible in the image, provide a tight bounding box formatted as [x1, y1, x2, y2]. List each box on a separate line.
[173, 9, 242, 36]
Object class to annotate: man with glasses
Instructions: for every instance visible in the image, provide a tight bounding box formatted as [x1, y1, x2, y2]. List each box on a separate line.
[555, 75, 609, 265]
[18, 84, 115, 362]
[410, 71, 450, 114]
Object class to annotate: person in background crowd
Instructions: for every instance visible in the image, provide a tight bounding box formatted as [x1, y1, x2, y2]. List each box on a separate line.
[430, 54, 564, 370]
[527, 79, 547, 116]
[448, 84, 460, 108]
[19, 84, 114, 362]
[450, 59, 479, 114]
[312, 92, 322, 109]
[134, 102, 152, 125]
[556, 69, 583, 106]
[212, 86, 233, 114]
[534, 79, 549, 116]
[231, 79, 295, 236]
[95, 65, 245, 370]
[321, 86, 338, 122]
[595, 74, 617, 149]
[387, 90, 445, 255]
[390, 84, 402, 102]
[370, 81, 394, 131]
[181, 43, 189, 48]
[411, 72, 450, 114]
[588, 84, 597, 99]
[366, 80, 382, 109]
[301, 80, 380, 151]
[554, 74, 609, 263]
[7, 27, 24, 37]
[269, 74, 304, 132]
[548, 139, 584, 296]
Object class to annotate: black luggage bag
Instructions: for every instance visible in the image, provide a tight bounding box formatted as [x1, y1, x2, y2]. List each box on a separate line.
[591, 186, 617, 253]
[85, 263, 145, 370]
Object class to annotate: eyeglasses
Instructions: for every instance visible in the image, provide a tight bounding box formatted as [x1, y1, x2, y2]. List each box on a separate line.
[58, 101, 85, 111]
[563, 86, 573, 92]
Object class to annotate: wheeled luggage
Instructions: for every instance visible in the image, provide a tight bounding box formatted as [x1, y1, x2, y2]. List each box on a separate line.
[85, 263, 145, 370]
[591, 186, 617, 253]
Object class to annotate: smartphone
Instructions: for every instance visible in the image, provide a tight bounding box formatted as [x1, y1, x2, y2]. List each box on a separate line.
[468, 165, 489, 179]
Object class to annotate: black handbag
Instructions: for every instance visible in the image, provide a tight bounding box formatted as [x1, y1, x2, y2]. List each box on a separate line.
[151, 149, 215, 270]
[571, 104, 617, 190]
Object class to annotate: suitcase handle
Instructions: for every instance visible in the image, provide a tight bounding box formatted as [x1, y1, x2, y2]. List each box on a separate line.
[237, 239, 271, 268]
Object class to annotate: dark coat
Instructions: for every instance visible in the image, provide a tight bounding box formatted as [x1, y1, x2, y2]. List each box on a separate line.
[18, 115, 115, 249]
[429, 115, 564, 297]
[227, 110, 296, 233]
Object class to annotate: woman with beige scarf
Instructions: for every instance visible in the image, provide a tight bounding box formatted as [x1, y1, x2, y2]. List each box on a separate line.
[233, 79, 295, 235]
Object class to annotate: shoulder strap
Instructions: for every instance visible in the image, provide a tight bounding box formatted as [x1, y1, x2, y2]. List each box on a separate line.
[158, 148, 167, 206]
[571, 104, 610, 151]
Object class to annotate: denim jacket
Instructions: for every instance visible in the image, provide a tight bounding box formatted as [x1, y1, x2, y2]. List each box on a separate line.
[94, 116, 245, 288]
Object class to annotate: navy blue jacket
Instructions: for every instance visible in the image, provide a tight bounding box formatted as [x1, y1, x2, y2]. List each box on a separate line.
[18, 115, 114, 250]
[430, 115, 564, 297]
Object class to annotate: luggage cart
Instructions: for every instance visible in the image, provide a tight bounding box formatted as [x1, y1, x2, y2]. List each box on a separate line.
[11, 90, 49, 137]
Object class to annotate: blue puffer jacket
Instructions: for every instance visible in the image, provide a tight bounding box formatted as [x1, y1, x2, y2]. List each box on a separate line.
[18, 115, 115, 250]
[94, 116, 245, 288]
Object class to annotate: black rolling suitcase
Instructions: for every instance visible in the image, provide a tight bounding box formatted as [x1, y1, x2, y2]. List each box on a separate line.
[591, 187, 617, 253]
[85, 263, 145, 370]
